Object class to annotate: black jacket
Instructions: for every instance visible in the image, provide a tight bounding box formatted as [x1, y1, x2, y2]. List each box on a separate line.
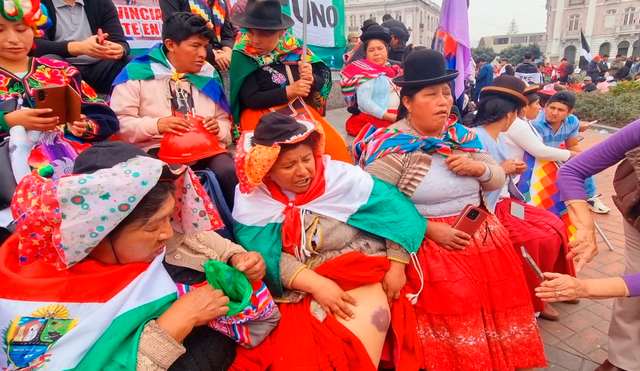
[583, 82, 597, 92]
[160, 0, 236, 65]
[389, 44, 406, 63]
[34, 0, 130, 58]
[381, 18, 409, 42]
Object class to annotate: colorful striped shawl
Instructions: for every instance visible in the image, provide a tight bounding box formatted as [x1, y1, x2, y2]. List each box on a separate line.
[187, 0, 227, 42]
[339, 59, 402, 107]
[112, 43, 229, 114]
[353, 118, 484, 168]
[230, 31, 331, 125]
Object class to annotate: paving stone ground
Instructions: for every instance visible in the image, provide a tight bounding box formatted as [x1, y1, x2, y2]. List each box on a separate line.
[324, 110, 621, 371]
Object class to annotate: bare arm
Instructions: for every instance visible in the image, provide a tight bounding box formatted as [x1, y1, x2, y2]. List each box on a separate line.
[536, 273, 630, 302]
[565, 136, 582, 152]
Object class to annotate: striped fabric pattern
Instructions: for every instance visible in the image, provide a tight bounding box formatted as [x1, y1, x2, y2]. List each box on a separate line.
[339, 59, 401, 107]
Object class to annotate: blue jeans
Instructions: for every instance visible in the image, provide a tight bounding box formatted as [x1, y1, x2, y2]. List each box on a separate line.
[585, 176, 597, 198]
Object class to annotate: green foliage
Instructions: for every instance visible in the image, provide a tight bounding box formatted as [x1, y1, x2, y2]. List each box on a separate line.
[574, 88, 640, 127]
[499, 44, 542, 65]
[610, 80, 640, 96]
[471, 46, 497, 63]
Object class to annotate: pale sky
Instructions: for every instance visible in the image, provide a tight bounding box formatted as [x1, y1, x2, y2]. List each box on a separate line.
[430, 0, 548, 47]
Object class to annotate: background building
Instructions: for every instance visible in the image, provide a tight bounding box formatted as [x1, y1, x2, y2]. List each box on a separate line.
[345, 0, 441, 46]
[478, 32, 547, 54]
[546, 0, 640, 65]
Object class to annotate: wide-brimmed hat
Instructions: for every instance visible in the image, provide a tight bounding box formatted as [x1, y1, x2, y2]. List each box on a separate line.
[235, 112, 325, 194]
[230, 0, 294, 31]
[361, 19, 378, 33]
[393, 49, 459, 88]
[480, 75, 528, 108]
[360, 25, 391, 44]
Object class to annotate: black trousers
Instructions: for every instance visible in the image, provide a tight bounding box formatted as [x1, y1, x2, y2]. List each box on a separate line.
[41, 54, 135, 94]
[148, 149, 238, 211]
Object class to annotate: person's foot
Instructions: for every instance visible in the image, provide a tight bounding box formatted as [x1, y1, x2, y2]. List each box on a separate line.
[538, 304, 560, 321]
[588, 194, 611, 214]
[595, 359, 627, 371]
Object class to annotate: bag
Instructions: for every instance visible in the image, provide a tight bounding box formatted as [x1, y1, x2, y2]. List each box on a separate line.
[177, 261, 281, 349]
[195, 169, 235, 241]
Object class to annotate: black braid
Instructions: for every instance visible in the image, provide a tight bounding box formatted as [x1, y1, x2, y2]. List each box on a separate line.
[470, 96, 517, 128]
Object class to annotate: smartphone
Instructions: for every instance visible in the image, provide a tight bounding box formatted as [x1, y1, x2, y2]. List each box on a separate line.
[521, 246, 547, 282]
[34, 85, 82, 124]
[452, 204, 488, 236]
[97, 28, 104, 45]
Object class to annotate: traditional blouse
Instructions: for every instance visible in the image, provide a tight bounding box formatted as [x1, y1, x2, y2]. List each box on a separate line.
[0, 58, 119, 141]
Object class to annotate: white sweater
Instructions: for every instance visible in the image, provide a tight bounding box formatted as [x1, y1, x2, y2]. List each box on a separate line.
[505, 118, 571, 163]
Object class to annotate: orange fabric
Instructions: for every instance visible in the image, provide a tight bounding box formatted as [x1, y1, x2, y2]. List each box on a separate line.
[239, 107, 352, 164]
[230, 252, 389, 371]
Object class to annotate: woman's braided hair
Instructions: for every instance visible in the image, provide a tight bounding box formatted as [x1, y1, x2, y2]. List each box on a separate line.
[467, 96, 517, 128]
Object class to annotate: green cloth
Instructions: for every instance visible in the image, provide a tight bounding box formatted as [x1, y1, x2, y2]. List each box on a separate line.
[204, 260, 253, 316]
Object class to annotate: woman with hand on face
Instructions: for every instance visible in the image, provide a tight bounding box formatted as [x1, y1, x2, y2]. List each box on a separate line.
[357, 50, 546, 371]
[340, 25, 402, 136]
[228, 0, 350, 163]
[467, 76, 577, 323]
[229, 112, 426, 371]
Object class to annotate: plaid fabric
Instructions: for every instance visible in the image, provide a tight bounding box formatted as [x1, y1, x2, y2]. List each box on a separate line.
[516, 152, 576, 239]
[530, 111, 580, 148]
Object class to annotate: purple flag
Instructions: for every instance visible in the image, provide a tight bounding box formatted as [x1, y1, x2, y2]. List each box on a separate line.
[434, 0, 471, 99]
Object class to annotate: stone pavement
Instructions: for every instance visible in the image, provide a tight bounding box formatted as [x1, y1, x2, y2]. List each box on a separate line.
[324, 109, 623, 371]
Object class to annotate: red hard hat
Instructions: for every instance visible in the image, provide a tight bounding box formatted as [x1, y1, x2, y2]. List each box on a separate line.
[158, 115, 227, 164]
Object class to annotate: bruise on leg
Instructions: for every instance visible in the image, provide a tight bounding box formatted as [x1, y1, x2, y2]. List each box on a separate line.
[370, 306, 390, 332]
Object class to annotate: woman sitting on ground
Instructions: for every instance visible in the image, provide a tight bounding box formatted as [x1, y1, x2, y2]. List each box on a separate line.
[71, 142, 271, 371]
[340, 25, 402, 136]
[467, 76, 577, 322]
[230, 112, 426, 371]
[228, 0, 350, 163]
[0, 0, 118, 169]
[357, 50, 546, 371]
[0, 146, 241, 370]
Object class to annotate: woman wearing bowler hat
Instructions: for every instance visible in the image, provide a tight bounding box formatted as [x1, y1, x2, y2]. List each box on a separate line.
[340, 25, 402, 136]
[356, 50, 546, 371]
[228, 0, 351, 163]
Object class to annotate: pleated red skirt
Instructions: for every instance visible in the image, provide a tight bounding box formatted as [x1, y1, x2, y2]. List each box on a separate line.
[404, 214, 546, 371]
[345, 111, 395, 137]
[495, 198, 576, 313]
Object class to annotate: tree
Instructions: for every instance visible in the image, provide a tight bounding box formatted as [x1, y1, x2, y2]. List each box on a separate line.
[471, 46, 498, 63]
[499, 43, 542, 65]
[507, 19, 519, 34]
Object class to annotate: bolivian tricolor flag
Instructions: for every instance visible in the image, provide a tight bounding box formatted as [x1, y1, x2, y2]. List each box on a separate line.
[0, 235, 178, 371]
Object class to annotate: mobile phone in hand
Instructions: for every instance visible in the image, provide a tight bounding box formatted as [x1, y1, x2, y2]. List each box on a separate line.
[97, 28, 104, 45]
[521, 246, 546, 282]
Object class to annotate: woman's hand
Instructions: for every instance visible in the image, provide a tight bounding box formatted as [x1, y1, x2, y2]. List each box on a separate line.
[156, 285, 229, 342]
[214, 49, 231, 70]
[514, 160, 527, 174]
[535, 273, 587, 302]
[67, 114, 88, 137]
[298, 61, 314, 84]
[382, 112, 397, 123]
[425, 221, 471, 251]
[567, 227, 598, 272]
[202, 116, 220, 135]
[382, 260, 406, 301]
[286, 79, 311, 99]
[311, 276, 358, 321]
[501, 159, 517, 175]
[445, 154, 486, 177]
[230, 251, 266, 282]
[4, 108, 58, 131]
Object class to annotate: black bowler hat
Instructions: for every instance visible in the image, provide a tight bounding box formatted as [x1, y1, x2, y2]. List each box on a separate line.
[361, 19, 378, 33]
[481, 75, 528, 108]
[231, 0, 294, 31]
[360, 25, 391, 44]
[393, 49, 459, 87]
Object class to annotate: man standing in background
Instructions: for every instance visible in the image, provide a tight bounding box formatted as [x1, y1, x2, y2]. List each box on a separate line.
[381, 14, 409, 42]
[475, 57, 494, 100]
[515, 52, 544, 85]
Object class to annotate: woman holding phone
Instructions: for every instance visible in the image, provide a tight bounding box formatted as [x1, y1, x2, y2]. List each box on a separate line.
[357, 50, 545, 371]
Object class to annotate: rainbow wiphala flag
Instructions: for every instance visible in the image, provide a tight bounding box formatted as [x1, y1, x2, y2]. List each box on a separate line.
[516, 152, 577, 239]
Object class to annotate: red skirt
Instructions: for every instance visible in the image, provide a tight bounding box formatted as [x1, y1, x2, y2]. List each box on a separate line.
[345, 111, 395, 137]
[405, 214, 546, 371]
[230, 252, 394, 371]
[495, 198, 576, 312]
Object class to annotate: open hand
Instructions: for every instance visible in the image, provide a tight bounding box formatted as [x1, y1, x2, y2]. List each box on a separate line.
[312, 277, 358, 321]
[535, 273, 587, 302]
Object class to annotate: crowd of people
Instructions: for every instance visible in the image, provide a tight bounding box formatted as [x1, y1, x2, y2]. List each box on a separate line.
[1, 1, 640, 371]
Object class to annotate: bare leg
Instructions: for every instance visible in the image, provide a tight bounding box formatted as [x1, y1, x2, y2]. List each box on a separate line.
[336, 283, 390, 367]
